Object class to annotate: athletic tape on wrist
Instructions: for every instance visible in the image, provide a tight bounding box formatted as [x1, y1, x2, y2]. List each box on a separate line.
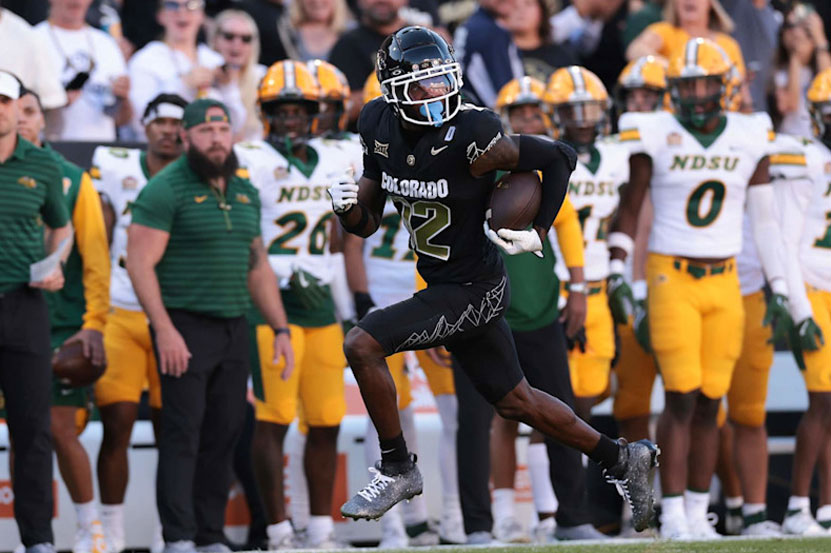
[607, 232, 634, 257]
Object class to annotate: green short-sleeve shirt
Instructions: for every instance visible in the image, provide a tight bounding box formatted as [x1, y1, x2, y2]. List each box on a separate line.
[131, 157, 262, 318]
[0, 136, 70, 293]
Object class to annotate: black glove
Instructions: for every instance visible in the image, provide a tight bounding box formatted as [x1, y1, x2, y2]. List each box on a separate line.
[566, 327, 587, 353]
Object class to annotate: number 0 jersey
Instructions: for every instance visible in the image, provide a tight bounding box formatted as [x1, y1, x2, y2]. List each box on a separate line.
[363, 200, 416, 308]
[553, 136, 629, 282]
[358, 98, 506, 285]
[234, 137, 360, 285]
[91, 146, 150, 311]
[619, 110, 772, 258]
[794, 137, 831, 291]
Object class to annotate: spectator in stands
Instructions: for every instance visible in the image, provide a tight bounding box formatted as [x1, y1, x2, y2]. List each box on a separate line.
[774, 4, 831, 136]
[283, 0, 352, 61]
[330, 0, 407, 121]
[721, 0, 780, 112]
[622, 0, 664, 47]
[0, 5, 67, 111]
[453, 0, 523, 108]
[506, 0, 577, 83]
[35, 0, 132, 142]
[210, 9, 267, 141]
[238, 0, 290, 65]
[128, 0, 243, 141]
[626, 0, 742, 68]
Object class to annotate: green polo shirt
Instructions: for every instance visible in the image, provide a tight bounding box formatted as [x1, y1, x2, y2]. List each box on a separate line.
[501, 238, 560, 332]
[0, 136, 70, 293]
[130, 157, 262, 319]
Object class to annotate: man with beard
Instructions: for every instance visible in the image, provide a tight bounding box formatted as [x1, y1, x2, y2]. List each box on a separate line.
[90, 93, 187, 553]
[126, 98, 295, 553]
[329, 0, 407, 123]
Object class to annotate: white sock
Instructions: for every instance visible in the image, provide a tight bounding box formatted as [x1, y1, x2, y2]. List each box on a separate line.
[527, 443, 558, 514]
[816, 504, 831, 522]
[662, 495, 685, 520]
[307, 515, 333, 542]
[288, 430, 309, 531]
[75, 501, 98, 529]
[267, 520, 293, 543]
[743, 503, 766, 518]
[491, 488, 515, 524]
[788, 496, 811, 513]
[434, 394, 459, 502]
[100, 504, 124, 542]
[725, 496, 743, 510]
[684, 490, 710, 521]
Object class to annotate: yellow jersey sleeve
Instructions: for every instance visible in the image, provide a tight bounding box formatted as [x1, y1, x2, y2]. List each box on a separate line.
[73, 172, 111, 332]
[552, 194, 585, 268]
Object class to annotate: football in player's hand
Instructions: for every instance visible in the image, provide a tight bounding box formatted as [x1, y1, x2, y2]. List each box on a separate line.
[487, 171, 542, 230]
[53, 341, 105, 388]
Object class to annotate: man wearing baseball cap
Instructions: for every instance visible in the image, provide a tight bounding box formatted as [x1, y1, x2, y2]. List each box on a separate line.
[90, 93, 188, 553]
[126, 98, 294, 553]
[0, 69, 72, 553]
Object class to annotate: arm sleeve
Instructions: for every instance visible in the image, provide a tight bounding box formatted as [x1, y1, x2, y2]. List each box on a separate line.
[774, 177, 814, 322]
[130, 179, 176, 232]
[73, 173, 111, 332]
[617, 112, 649, 156]
[747, 183, 787, 289]
[552, 195, 585, 268]
[514, 134, 577, 231]
[40, 159, 70, 228]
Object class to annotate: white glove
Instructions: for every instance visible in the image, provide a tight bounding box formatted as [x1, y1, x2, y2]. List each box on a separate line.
[328, 175, 359, 214]
[485, 224, 543, 257]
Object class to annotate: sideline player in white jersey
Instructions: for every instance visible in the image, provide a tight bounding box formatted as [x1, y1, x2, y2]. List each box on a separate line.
[336, 71, 465, 547]
[776, 68, 831, 536]
[610, 38, 791, 539]
[544, 66, 629, 422]
[91, 93, 187, 553]
[234, 60, 354, 550]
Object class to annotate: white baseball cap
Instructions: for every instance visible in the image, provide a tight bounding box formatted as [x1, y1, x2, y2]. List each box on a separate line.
[0, 71, 21, 100]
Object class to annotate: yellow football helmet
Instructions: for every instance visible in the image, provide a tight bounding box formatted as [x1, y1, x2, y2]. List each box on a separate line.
[615, 55, 668, 113]
[807, 68, 831, 139]
[363, 72, 383, 105]
[667, 38, 730, 127]
[495, 76, 550, 134]
[307, 59, 351, 135]
[258, 60, 321, 142]
[545, 66, 610, 148]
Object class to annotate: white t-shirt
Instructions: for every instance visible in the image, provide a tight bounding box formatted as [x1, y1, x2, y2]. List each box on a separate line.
[775, 66, 814, 138]
[0, 10, 66, 109]
[128, 41, 230, 139]
[34, 22, 127, 141]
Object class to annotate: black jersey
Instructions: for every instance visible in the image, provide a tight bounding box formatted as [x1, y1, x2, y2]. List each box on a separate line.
[358, 98, 505, 285]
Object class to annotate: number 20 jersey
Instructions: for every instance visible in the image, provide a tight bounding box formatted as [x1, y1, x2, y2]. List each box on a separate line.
[358, 98, 505, 285]
[234, 137, 361, 284]
[618, 110, 772, 258]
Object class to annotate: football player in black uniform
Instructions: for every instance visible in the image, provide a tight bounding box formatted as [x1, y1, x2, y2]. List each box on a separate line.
[328, 26, 660, 533]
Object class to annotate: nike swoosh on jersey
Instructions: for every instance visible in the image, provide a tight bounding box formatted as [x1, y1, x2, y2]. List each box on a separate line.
[431, 145, 449, 155]
[194, 195, 208, 203]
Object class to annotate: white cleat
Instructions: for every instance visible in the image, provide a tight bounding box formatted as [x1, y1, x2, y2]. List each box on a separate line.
[687, 513, 721, 540]
[74, 521, 106, 553]
[783, 508, 827, 536]
[742, 520, 782, 537]
[659, 513, 691, 540]
[531, 517, 556, 544]
[379, 517, 409, 549]
[493, 516, 530, 543]
[439, 511, 466, 544]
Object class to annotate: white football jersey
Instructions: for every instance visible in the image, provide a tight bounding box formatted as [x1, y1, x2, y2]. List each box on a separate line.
[553, 136, 629, 282]
[619, 110, 772, 258]
[234, 137, 360, 285]
[363, 200, 417, 308]
[91, 146, 149, 311]
[797, 137, 831, 291]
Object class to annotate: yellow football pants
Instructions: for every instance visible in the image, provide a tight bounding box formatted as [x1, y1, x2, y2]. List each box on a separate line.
[803, 286, 831, 392]
[569, 289, 615, 398]
[254, 323, 346, 426]
[647, 254, 744, 398]
[95, 307, 161, 409]
[613, 320, 658, 420]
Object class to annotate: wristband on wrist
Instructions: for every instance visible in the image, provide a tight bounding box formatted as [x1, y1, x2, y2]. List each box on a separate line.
[607, 232, 634, 258]
[272, 327, 291, 337]
[632, 280, 648, 301]
[569, 282, 587, 294]
[609, 258, 626, 275]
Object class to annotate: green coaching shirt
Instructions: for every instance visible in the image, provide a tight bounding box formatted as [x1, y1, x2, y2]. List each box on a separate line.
[130, 157, 262, 319]
[501, 238, 561, 333]
[0, 136, 69, 293]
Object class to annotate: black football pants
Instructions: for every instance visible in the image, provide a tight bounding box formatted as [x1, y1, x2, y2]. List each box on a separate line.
[454, 318, 592, 534]
[0, 287, 54, 546]
[152, 310, 248, 545]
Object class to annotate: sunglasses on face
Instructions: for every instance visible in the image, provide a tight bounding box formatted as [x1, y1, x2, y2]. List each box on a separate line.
[162, 0, 204, 12]
[220, 31, 253, 44]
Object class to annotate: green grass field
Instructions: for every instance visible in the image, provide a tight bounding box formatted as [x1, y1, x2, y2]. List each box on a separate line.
[363, 538, 831, 553]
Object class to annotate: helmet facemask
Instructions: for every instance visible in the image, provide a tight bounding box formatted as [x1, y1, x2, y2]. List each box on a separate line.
[810, 100, 831, 144]
[261, 99, 319, 151]
[381, 63, 462, 127]
[553, 100, 608, 152]
[615, 85, 665, 113]
[669, 75, 725, 128]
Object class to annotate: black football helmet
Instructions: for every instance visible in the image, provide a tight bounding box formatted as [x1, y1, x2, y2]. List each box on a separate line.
[376, 26, 462, 127]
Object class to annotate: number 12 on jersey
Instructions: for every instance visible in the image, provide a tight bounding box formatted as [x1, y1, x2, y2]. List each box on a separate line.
[393, 198, 452, 261]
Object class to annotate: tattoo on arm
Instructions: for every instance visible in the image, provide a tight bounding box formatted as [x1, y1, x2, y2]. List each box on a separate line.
[469, 135, 520, 178]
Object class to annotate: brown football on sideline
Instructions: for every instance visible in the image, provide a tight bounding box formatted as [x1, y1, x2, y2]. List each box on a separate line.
[53, 341, 105, 388]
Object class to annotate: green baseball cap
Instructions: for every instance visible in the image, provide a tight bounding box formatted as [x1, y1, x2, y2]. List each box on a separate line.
[182, 98, 232, 129]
